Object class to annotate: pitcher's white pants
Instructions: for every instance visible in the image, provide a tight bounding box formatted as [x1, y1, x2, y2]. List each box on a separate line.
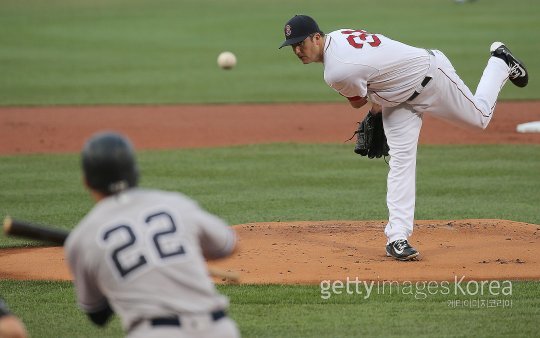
[383, 50, 509, 243]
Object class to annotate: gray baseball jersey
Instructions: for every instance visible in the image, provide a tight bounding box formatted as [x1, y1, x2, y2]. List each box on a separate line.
[65, 188, 236, 332]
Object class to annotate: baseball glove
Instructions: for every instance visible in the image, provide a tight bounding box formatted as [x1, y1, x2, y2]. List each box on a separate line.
[350, 111, 389, 159]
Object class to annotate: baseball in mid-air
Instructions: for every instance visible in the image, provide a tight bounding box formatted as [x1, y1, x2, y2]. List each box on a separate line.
[217, 51, 237, 70]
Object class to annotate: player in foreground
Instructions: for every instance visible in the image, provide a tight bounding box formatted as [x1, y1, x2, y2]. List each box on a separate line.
[0, 298, 27, 338]
[279, 15, 528, 261]
[65, 132, 240, 338]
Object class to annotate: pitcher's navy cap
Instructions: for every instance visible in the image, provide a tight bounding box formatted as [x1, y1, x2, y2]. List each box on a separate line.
[279, 15, 323, 49]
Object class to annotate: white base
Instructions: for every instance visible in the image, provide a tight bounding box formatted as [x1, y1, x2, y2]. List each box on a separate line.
[516, 121, 540, 133]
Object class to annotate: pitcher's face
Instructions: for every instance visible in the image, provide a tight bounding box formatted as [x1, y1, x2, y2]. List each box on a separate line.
[291, 33, 323, 64]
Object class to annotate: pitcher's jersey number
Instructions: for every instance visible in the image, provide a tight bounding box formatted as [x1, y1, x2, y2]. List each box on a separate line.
[341, 30, 381, 49]
[102, 211, 185, 278]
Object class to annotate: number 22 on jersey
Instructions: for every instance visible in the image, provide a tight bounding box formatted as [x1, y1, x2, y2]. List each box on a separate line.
[100, 211, 187, 279]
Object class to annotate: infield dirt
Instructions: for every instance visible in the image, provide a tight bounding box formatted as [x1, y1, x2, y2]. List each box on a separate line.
[1, 102, 539, 283]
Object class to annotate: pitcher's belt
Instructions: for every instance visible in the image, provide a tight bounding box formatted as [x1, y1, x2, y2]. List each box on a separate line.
[407, 76, 432, 101]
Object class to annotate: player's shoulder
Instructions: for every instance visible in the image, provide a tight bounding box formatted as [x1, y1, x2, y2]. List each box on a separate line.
[327, 28, 391, 48]
[328, 28, 352, 36]
[323, 30, 361, 83]
[65, 211, 96, 255]
[136, 188, 197, 205]
[131, 188, 204, 216]
[327, 28, 374, 39]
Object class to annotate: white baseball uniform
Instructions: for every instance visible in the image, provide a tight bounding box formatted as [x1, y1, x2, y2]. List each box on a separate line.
[323, 29, 510, 243]
[65, 188, 240, 338]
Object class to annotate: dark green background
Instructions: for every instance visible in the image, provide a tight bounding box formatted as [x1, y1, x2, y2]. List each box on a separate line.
[0, 0, 538, 106]
[1, 0, 539, 337]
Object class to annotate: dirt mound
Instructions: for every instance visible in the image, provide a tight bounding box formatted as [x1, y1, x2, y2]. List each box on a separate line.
[1, 102, 539, 283]
[1, 219, 538, 283]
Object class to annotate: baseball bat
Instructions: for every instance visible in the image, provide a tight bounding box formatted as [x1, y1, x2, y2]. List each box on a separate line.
[3, 216, 68, 245]
[2, 216, 239, 282]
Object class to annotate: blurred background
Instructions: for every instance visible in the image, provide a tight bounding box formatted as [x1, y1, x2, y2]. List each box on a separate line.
[1, 0, 538, 106]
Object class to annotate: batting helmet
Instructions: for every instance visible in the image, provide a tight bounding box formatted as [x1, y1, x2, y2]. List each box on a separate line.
[82, 131, 139, 195]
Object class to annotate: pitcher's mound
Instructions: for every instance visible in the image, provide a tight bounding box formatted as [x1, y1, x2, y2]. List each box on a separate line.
[209, 219, 540, 284]
[1, 219, 539, 283]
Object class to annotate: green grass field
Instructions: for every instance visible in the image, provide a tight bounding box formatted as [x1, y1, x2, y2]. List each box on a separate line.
[1, 144, 540, 245]
[1, 280, 538, 338]
[1, 0, 540, 337]
[0, 0, 539, 105]
[1, 145, 539, 337]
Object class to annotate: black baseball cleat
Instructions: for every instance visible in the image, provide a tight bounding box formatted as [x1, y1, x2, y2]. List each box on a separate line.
[490, 42, 528, 88]
[386, 239, 419, 261]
